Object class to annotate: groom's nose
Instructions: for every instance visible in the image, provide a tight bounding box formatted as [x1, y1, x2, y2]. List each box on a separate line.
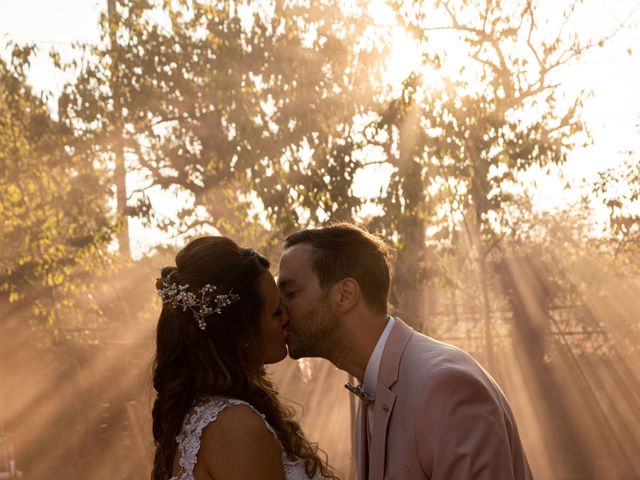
[280, 305, 290, 327]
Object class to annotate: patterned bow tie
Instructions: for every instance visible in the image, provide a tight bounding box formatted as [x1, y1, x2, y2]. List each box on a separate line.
[345, 382, 375, 405]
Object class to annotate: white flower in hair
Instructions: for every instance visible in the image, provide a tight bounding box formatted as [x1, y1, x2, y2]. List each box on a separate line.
[156, 278, 241, 330]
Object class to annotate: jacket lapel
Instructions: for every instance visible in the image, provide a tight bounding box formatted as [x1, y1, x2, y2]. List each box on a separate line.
[368, 386, 396, 479]
[367, 318, 414, 480]
[355, 400, 369, 480]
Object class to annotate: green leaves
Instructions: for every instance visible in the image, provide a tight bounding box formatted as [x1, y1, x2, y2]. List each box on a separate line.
[592, 149, 640, 264]
[60, 0, 387, 248]
[0, 45, 114, 332]
[4, 0, 634, 345]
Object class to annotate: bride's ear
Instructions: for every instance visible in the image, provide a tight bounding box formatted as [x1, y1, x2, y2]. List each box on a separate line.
[333, 277, 359, 313]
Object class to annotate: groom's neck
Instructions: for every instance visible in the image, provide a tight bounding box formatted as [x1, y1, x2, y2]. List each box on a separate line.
[331, 313, 389, 382]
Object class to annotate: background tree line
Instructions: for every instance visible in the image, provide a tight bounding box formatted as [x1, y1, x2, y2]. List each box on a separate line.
[1, 0, 639, 478]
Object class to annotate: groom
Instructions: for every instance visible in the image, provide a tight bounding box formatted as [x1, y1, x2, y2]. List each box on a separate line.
[278, 223, 533, 480]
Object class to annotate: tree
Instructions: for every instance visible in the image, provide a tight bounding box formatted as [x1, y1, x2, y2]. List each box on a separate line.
[61, 0, 388, 251]
[593, 141, 640, 268]
[0, 44, 113, 335]
[364, 0, 618, 358]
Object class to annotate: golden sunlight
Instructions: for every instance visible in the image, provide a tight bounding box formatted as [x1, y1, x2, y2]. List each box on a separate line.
[1, 0, 639, 478]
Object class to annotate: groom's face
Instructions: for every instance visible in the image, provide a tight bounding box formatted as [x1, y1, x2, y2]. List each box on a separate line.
[277, 243, 339, 359]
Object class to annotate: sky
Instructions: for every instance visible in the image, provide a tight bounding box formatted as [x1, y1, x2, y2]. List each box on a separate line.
[1, 0, 639, 257]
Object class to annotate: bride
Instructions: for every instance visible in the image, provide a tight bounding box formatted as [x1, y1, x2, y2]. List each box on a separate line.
[151, 236, 337, 480]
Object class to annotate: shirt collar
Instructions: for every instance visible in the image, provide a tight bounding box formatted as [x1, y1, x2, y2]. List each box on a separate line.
[362, 316, 395, 397]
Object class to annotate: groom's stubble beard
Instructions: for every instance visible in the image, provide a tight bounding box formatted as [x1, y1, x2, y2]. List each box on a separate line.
[287, 296, 349, 361]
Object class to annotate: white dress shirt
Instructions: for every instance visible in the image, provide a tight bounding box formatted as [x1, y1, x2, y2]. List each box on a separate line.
[362, 316, 395, 436]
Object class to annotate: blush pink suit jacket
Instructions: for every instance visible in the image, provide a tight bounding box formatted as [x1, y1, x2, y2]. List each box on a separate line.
[355, 318, 534, 480]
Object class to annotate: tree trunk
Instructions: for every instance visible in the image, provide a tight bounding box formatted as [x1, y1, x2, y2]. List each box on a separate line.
[479, 253, 495, 372]
[107, 0, 130, 258]
[393, 106, 426, 329]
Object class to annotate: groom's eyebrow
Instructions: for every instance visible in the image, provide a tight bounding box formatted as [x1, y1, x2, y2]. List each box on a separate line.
[277, 277, 292, 289]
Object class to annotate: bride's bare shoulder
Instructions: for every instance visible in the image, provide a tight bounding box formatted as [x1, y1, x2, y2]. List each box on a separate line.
[198, 403, 285, 480]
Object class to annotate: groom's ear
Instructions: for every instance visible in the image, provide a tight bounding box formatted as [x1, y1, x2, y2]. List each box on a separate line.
[333, 278, 359, 313]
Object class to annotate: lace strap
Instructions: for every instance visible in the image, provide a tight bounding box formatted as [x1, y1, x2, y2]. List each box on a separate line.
[174, 397, 284, 479]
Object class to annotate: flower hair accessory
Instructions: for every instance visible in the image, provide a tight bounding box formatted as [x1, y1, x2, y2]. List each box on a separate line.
[156, 278, 241, 330]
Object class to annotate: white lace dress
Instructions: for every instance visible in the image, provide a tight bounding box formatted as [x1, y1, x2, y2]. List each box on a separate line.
[169, 396, 325, 480]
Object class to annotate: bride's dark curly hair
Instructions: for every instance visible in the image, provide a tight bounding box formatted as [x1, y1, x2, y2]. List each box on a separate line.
[151, 236, 337, 480]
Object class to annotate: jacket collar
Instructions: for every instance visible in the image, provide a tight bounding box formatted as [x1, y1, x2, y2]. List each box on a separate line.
[378, 317, 414, 389]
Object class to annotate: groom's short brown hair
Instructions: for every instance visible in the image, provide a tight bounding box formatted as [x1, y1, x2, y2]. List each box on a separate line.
[284, 223, 391, 314]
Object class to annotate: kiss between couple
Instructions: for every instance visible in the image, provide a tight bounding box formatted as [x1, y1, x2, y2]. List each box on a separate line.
[151, 223, 534, 480]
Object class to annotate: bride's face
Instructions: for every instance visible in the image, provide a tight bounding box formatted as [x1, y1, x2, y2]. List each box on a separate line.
[258, 271, 289, 364]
